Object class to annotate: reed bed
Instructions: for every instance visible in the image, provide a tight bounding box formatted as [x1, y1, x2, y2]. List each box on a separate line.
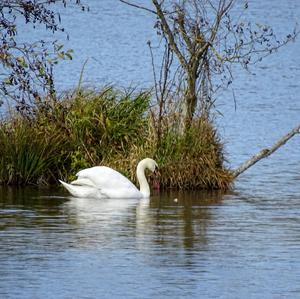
[0, 87, 233, 189]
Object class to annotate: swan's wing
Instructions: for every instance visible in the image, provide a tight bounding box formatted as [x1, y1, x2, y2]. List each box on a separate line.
[71, 177, 107, 195]
[59, 180, 108, 199]
[76, 166, 138, 191]
[71, 178, 96, 187]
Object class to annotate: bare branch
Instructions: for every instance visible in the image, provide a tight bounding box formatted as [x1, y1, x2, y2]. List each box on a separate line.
[176, 8, 193, 53]
[152, 0, 188, 69]
[233, 124, 300, 178]
[210, 0, 234, 43]
[119, 0, 157, 14]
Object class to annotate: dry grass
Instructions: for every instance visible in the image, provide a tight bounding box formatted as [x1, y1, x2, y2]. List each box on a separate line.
[0, 87, 233, 189]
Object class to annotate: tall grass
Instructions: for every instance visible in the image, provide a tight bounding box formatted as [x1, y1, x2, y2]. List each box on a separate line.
[0, 86, 233, 189]
[0, 118, 64, 184]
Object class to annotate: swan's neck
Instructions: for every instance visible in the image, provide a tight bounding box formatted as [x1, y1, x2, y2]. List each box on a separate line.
[136, 162, 150, 198]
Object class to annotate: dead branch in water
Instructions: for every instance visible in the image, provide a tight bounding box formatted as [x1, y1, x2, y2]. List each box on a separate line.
[233, 124, 300, 178]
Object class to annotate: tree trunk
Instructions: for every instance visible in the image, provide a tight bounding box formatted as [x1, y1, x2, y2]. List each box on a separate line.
[180, 75, 197, 133]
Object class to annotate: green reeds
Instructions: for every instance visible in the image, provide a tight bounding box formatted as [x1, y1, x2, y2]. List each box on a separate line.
[0, 118, 63, 184]
[0, 87, 233, 189]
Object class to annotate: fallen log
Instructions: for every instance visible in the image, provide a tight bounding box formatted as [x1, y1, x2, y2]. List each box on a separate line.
[233, 123, 300, 178]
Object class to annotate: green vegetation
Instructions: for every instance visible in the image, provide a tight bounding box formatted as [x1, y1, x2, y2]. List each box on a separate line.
[0, 87, 232, 189]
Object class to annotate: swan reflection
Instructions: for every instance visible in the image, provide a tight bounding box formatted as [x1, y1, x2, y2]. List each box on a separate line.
[61, 191, 225, 255]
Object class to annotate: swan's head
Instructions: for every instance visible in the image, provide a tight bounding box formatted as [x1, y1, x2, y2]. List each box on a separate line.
[139, 158, 158, 172]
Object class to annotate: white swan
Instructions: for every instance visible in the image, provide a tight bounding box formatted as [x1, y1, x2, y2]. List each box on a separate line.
[59, 158, 158, 199]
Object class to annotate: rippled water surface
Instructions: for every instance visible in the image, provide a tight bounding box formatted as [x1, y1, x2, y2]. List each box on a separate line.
[0, 187, 299, 299]
[1, 0, 300, 298]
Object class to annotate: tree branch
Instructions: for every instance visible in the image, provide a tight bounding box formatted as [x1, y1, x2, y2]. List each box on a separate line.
[119, 0, 157, 14]
[233, 123, 300, 178]
[152, 0, 188, 70]
[176, 10, 193, 54]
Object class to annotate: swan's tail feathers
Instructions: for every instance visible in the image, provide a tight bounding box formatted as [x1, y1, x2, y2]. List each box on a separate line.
[59, 179, 104, 199]
[59, 180, 77, 196]
[59, 179, 69, 188]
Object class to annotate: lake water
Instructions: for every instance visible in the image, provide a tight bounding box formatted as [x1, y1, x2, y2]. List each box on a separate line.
[0, 1, 300, 298]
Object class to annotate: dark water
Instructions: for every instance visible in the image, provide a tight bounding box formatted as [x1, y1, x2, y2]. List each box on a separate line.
[1, 0, 300, 298]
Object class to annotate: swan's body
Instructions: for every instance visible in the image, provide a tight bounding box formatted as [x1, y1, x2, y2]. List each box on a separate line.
[59, 158, 158, 199]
